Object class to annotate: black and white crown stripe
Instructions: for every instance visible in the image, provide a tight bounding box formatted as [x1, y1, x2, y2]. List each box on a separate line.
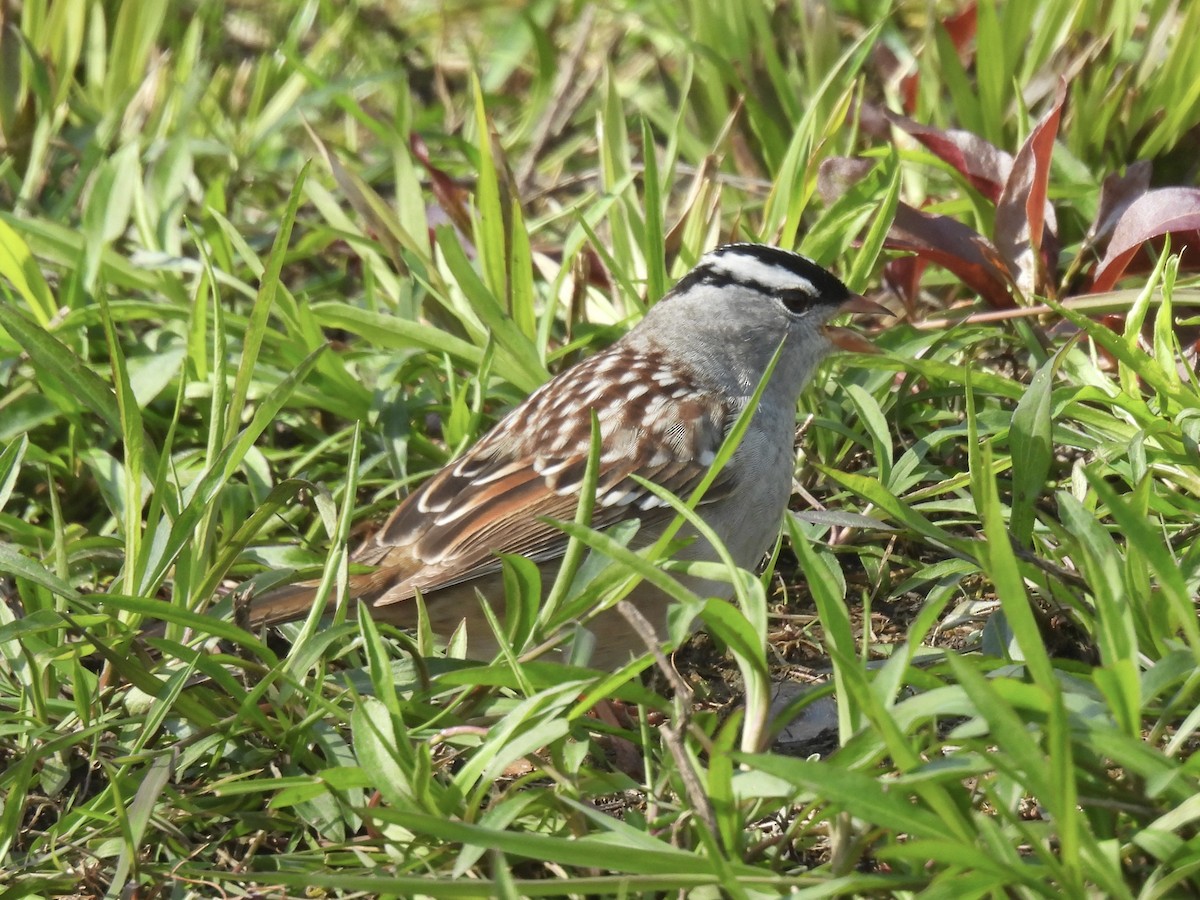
[669, 243, 851, 312]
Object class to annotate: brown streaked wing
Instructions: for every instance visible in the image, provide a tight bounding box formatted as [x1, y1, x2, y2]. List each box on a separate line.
[353, 358, 740, 608]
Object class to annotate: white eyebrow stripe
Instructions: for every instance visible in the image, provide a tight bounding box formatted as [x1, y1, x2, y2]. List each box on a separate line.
[711, 255, 816, 294]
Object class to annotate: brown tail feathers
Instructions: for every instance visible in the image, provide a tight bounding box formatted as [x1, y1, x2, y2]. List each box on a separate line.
[244, 579, 327, 629]
[139, 577, 355, 643]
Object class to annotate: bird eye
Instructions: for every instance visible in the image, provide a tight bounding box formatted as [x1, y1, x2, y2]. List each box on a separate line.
[778, 287, 816, 314]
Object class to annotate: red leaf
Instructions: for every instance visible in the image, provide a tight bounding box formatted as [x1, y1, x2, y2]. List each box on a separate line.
[1089, 187, 1200, 292]
[887, 112, 1012, 202]
[869, 44, 919, 116]
[410, 133, 474, 242]
[882, 255, 928, 316]
[886, 203, 1018, 309]
[900, 72, 919, 116]
[944, 4, 978, 58]
[995, 80, 1066, 298]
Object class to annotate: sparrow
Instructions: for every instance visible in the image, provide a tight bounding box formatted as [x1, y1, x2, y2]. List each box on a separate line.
[239, 243, 880, 668]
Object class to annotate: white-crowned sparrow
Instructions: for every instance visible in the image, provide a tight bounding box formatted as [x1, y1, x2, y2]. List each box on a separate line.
[244, 243, 879, 668]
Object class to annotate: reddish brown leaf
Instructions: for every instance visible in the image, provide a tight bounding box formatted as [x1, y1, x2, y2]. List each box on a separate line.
[944, 4, 978, 58]
[869, 44, 919, 116]
[817, 156, 877, 206]
[855, 100, 892, 141]
[900, 71, 920, 116]
[995, 79, 1066, 298]
[886, 203, 1018, 309]
[882, 255, 928, 316]
[1089, 188, 1200, 292]
[410, 133, 474, 242]
[1123, 233, 1200, 278]
[1083, 161, 1152, 256]
[886, 112, 1013, 202]
[870, 43, 907, 86]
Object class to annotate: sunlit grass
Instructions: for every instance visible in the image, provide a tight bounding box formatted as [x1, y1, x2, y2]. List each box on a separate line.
[1, 0, 1199, 895]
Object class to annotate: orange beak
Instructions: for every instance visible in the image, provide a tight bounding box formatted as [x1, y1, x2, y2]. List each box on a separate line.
[823, 293, 890, 354]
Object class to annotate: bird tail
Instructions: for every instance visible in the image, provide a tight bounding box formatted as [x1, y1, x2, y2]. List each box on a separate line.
[244, 579, 326, 629]
[245, 567, 405, 629]
[136, 579, 324, 644]
[138, 569, 404, 644]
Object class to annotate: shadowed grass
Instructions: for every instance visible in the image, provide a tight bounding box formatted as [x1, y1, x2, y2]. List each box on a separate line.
[1, 0, 1199, 896]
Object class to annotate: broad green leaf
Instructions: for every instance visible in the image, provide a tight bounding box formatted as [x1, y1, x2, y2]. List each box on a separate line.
[1009, 352, 1056, 545]
[0, 218, 55, 324]
[0, 303, 119, 430]
[0, 435, 27, 514]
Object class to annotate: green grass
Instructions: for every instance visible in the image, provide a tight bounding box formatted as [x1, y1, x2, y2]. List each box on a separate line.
[2, 0, 1200, 896]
